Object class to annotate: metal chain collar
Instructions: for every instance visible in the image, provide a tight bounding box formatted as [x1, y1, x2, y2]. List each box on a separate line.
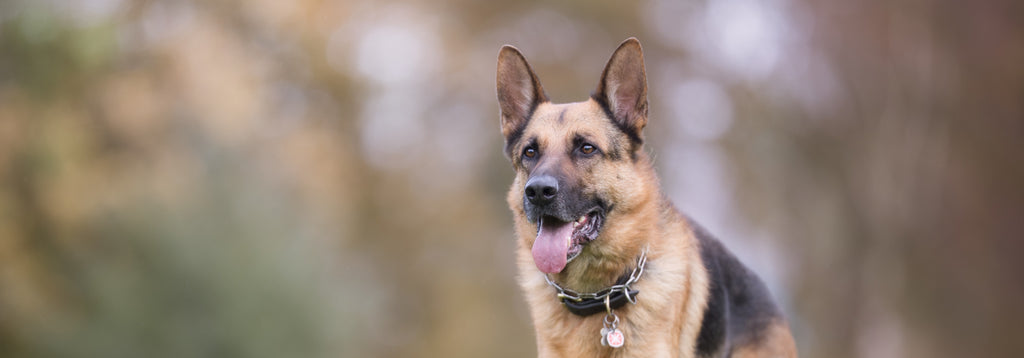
[543, 248, 649, 304]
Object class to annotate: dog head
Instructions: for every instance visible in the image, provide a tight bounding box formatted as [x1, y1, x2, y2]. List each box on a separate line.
[497, 38, 652, 274]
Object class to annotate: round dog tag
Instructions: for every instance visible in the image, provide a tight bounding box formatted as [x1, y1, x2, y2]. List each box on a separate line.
[606, 328, 625, 348]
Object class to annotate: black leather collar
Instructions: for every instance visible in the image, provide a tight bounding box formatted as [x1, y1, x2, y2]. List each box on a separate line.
[560, 273, 640, 316]
[544, 249, 648, 317]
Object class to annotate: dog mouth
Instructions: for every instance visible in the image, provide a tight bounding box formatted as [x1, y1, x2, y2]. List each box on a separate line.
[531, 209, 605, 274]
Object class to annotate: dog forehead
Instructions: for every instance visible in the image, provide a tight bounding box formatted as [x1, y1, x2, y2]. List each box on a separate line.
[526, 101, 614, 146]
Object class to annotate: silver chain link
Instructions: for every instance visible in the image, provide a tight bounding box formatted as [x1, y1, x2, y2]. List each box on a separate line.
[544, 248, 648, 304]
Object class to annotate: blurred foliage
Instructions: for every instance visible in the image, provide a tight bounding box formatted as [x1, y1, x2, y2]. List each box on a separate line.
[1, 0, 1022, 357]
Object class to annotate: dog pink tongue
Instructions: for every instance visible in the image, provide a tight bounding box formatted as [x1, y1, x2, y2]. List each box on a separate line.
[532, 218, 573, 273]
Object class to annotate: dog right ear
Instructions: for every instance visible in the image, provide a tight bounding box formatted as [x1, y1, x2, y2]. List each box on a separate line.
[497, 45, 548, 148]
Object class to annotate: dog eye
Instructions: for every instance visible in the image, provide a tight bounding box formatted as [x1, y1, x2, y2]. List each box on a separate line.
[580, 144, 596, 155]
[523, 147, 537, 159]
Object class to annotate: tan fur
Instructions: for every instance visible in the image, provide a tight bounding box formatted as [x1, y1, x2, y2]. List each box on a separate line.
[730, 321, 798, 358]
[499, 39, 797, 358]
[506, 101, 708, 357]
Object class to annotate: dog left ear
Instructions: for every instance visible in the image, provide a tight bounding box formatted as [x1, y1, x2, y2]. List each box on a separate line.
[594, 38, 648, 144]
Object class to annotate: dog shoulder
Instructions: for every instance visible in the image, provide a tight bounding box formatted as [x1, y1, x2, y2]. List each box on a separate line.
[687, 218, 796, 357]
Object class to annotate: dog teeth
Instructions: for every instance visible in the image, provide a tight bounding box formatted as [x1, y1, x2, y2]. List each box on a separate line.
[572, 216, 586, 228]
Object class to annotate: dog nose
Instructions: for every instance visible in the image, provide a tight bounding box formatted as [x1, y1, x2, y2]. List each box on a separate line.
[525, 175, 559, 206]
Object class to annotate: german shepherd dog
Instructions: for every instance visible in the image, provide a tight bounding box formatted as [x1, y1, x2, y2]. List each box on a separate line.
[496, 38, 798, 357]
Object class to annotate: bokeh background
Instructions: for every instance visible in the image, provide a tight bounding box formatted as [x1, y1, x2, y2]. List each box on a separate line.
[1, 0, 1022, 357]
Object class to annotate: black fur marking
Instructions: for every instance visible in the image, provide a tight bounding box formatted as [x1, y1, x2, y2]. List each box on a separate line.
[570, 132, 623, 161]
[504, 130, 523, 158]
[696, 237, 729, 355]
[605, 136, 624, 161]
[503, 102, 539, 158]
[557, 108, 567, 124]
[590, 93, 642, 159]
[523, 171, 601, 225]
[570, 134, 597, 160]
[690, 219, 783, 357]
[515, 137, 539, 168]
